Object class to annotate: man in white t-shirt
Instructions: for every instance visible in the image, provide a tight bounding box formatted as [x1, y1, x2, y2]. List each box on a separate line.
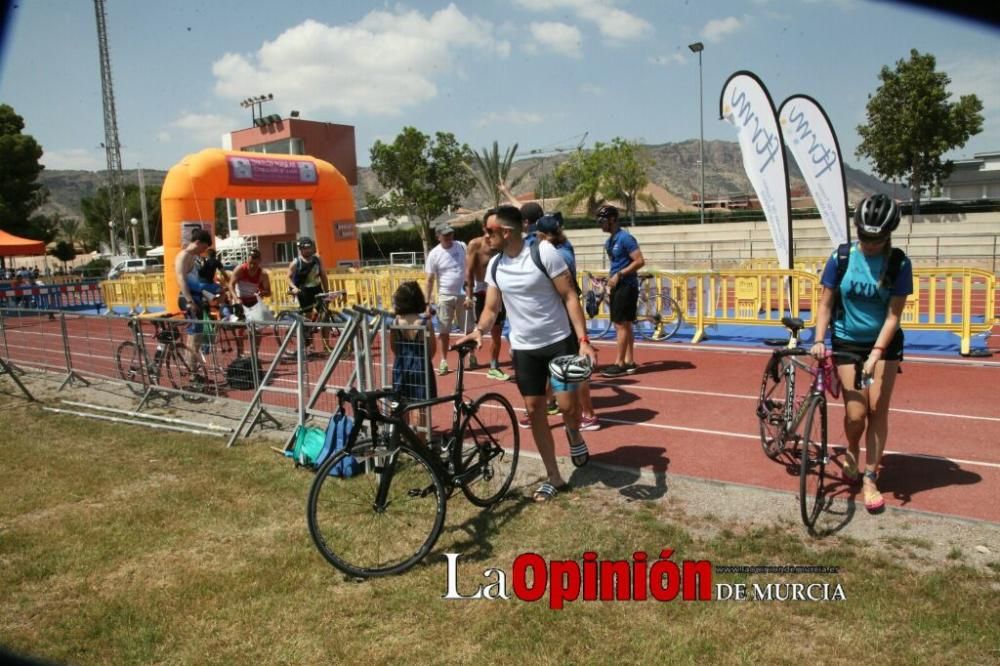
[424, 222, 468, 375]
[457, 205, 598, 504]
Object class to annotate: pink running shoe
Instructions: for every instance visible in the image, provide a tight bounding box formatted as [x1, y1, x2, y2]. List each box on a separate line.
[579, 415, 600, 431]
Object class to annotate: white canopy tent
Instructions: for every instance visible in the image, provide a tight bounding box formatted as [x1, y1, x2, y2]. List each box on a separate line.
[146, 234, 250, 259]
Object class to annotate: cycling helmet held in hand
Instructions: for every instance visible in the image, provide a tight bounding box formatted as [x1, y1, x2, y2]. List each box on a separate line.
[548, 354, 593, 384]
[853, 194, 900, 240]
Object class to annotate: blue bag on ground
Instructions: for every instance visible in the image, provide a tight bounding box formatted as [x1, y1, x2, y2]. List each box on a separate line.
[317, 410, 362, 477]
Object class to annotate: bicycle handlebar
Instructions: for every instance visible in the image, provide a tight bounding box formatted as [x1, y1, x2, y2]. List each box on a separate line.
[336, 387, 399, 411]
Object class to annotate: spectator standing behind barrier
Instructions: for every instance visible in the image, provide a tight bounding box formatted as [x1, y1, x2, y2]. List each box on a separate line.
[597, 204, 646, 377]
[465, 208, 510, 381]
[392, 281, 437, 442]
[457, 205, 597, 504]
[535, 213, 600, 431]
[810, 194, 913, 515]
[424, 222, 468, 375]
[174, 229, 213, 380]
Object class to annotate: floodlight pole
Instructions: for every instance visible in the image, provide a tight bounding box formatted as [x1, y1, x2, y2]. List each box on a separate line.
[689, 41, 706, 224]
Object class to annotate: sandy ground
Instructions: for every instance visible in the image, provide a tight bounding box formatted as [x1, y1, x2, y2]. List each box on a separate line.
[4, 367, 998, 575]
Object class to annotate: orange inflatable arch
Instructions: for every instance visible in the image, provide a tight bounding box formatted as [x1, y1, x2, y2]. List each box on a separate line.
[161, 148, 357, 310]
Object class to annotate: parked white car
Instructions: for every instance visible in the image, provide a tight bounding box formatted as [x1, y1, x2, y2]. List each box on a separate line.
[107, 257, 163, 280]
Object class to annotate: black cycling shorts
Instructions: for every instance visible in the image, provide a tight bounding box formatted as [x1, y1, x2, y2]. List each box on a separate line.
[832, 328, 904, 364]
[511, 334, 579, 397]
[297, 286, 323, 313]
[474, 291, 506, 328]
[609, 282, 638, 323]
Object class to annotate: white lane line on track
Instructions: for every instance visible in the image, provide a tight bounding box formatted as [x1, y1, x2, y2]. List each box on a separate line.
[587, 379, 1000, 423]
[592, 415, 1000, 471]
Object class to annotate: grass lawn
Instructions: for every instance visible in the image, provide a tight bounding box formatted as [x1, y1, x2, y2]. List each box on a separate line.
[1, 403, 997, 665]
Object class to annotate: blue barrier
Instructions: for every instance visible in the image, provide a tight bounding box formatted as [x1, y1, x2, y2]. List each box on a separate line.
[0, 281, 104, 312]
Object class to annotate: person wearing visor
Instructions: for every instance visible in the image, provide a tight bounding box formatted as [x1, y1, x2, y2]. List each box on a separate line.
[534, 212, 599, 431]
[457, 205, 598, 504]
[596, 204, 645, 377]
[810, 194, 913, 514]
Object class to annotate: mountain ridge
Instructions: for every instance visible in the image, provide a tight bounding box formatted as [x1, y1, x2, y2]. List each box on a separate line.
[37, 140, 904, 220]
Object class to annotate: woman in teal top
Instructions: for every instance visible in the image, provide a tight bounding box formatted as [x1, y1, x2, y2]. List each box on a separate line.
[811, 194, 913, 514]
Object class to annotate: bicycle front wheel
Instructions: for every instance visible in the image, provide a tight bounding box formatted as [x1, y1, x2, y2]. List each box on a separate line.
[799, 395, 827, 531]
[115, 341, 146, 396]
[757, 354, 792, 460]
[453, 392, 520, 507]
[308, 442, 447, 578]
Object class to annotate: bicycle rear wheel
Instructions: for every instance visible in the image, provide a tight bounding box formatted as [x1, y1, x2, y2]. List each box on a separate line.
[757, 354, 792, 460]
[453, 392, 520, 507]
[115, 341, 146, 396]
[639, 295, 684, 341]
[164, 344, 206, 403]
[308, 441, 447, 578]
[799, 396, 827, 531]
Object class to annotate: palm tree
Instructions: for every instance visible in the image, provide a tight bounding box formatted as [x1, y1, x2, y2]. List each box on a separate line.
[468, 141, 535, 209]
[58, 217, 83, 251]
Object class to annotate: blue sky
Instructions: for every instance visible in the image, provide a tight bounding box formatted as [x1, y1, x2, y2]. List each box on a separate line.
[0, 1, 996, 173]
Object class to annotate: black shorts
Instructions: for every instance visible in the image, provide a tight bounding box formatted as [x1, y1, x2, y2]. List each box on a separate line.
[511, 334, 579, 397]
[474, 291, 506, 328]
[610, 282, 638, 323]
[832, 328, 904, 364]
[297, 286, 323, 313]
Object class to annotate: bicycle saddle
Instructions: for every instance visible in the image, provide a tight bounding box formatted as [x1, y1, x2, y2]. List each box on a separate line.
[780, 316, 805, 334]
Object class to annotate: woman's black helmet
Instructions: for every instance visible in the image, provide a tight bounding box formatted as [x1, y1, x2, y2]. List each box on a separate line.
[853, 194, 900, 240]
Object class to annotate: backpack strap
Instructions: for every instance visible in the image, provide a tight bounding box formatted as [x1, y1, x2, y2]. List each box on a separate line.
[834, 242, 851, 288]
[490, 245, 552, 291]
[886, 247, 905, 286]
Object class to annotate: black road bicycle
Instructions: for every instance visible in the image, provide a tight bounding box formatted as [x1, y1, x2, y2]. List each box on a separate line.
[756, 317, 863, 530]
[115, 318, 203, 401]
[584, 272, 683, 341]
[306, 341, 519, 578]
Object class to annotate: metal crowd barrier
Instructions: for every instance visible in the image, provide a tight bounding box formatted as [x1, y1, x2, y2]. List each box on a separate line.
[97, 262, 997, 356]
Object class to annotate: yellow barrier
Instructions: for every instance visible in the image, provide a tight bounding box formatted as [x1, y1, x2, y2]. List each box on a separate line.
[102, 265, 996, 354]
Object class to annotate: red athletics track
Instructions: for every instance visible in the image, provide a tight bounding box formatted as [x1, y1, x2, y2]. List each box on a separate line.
[3, 314, 999, 523]
[432, 339, 1000, 524]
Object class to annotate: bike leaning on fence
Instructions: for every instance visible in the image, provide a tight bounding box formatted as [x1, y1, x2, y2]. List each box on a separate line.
[306, 341, 519, 578]
[755, 317, 864, 530]
[115, 318, 202, 401]
[584, 271, 683, 341]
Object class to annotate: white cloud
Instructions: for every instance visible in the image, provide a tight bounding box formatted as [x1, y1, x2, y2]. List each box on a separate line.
[514, 0, 652, 40]
[530, 22, 582, 58]
[156, 132, 172, 144]
[476, 109, 544, 128]
[169, 112, 239, 145]
[211, 5, 508, 118]
[649, 53, 686, 67]
[40, 149, 103, 171]
[701, 16, 743, 43]
[580, 83, 605, 95]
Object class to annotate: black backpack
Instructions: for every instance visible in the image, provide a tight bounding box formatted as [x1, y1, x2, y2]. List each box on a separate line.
[226, 356, 264, 390]
[489, 242, 581, 295]
[833, 242, 905, 316]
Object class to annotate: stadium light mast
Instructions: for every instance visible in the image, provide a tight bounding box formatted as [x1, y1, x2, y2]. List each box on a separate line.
[94, 0, 129, 248]
[688, 41, 705, 224]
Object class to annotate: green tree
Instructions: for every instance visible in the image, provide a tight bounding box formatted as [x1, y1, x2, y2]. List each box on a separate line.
[366, 127, 475, 254]
[554, 146, 608, 216]
[602, 138, 658, 223]
[57, 217, 85, 251]
[49, 240, 77, 269]
[467, 141, 534, 209]
[80, 183, 162, 253]
[856, 49, 983, 217]
[0, 104, 46, 235]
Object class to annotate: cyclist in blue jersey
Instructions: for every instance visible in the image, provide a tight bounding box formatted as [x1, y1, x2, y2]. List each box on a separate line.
[596, 205, 646, 377]
[810, 194, 913, 514]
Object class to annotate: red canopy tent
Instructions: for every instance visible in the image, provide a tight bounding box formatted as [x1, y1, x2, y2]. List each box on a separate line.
[0, 229, 46, 257]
